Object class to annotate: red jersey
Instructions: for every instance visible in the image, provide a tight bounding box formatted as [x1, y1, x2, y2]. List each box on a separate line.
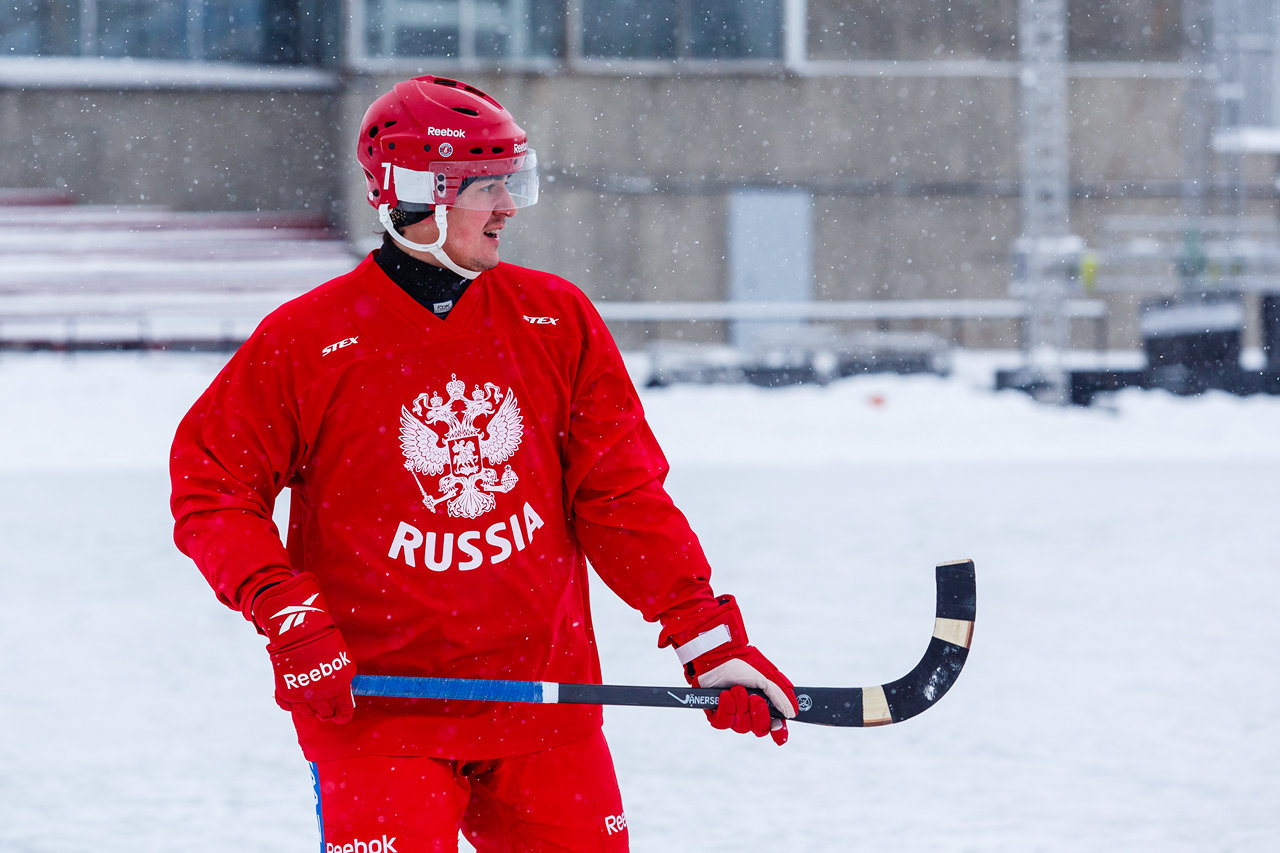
[170, 253, 716, 761]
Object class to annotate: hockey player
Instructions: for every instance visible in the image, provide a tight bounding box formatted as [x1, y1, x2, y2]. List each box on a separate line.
[170, 75, 797, 852]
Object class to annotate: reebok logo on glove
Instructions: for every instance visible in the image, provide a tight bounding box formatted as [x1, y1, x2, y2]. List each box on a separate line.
[270, 594, 325, 632]
[252, 572, 357, 723]
[282, 652, 352, 688]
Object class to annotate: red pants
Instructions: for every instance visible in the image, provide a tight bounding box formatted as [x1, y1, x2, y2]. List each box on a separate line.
[311, 730, 629, 852]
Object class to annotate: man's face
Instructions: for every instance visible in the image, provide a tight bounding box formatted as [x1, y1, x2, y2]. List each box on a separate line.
[402, 177, 517, 272]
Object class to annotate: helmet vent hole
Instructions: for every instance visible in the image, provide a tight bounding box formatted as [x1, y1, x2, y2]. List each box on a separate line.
[367, 145, 374, 156]
[423, 144, 432, 153]
[367, 126, 378, 138]
[469, 147, 484, 155]
[388, 142, 396, 150]
[452, 107, 480, 117]
[384, 120, 397, 128]
[491, 146, 504, 154]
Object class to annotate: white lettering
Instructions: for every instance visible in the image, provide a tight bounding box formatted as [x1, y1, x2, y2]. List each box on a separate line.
[486, 521, 513, 565]
[322, 336, 359, 357]
[427, 126, 467, 138]
[605, 813, 627, 835]
[329, 836, 397, 853]
[523, 502, 545, 538]
[388, 521, 424, 567]
[385, 504, 548, 571]
[509, 514, 525, 551]
[514, 141, 528, 154]
[457, 530, 483, 571]
[423, 532, 454, 572]
[284, 653, 350, 691]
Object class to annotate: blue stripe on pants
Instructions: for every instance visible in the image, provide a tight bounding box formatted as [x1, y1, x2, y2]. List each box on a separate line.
[310, 761, 324, 851]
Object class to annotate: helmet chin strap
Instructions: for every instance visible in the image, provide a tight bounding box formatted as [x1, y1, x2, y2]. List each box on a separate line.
[378, 203, 481, 281]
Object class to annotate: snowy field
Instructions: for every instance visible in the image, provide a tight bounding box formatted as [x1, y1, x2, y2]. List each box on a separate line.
[2, 349, 1279, 852]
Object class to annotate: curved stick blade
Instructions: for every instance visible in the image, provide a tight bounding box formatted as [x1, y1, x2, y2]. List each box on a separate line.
[791, 559, 975, 726]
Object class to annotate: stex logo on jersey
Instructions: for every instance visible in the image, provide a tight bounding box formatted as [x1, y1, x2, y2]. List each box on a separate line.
[398, 374, 523, 519]
[271, 594, 324, 633]
[322, 336, 358, 357]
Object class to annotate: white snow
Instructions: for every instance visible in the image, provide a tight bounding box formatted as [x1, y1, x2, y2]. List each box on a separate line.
[2, 350, 1278, 852]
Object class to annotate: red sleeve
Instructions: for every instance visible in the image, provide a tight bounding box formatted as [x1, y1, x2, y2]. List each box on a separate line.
[564, 302, 718, 625]
[169, 328, 303, 621]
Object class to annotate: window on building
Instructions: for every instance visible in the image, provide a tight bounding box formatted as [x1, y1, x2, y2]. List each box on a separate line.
[807, 0, 1183, 63]
[0, 0, 335, 64]
[808, 0, 1020, 61]
[1, 2, 80, 56]
[95, 0, 191, 59]
[581, 0, 784, 60]
[1068, 0, 1182, 62]
[353, 0, 784, 63]
[360, 0, 564, 60]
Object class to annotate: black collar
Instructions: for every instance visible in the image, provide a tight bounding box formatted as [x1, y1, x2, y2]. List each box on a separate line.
[375, 234, 473, 319]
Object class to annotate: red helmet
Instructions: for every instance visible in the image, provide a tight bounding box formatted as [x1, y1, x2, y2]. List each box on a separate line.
[357, 75, 538, 212]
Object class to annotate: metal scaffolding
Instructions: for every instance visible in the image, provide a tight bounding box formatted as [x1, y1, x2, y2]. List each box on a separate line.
[1001, 0, 1280, 403]
[1178, 0, 1280, 291]
[1012, 0, 1081, 401]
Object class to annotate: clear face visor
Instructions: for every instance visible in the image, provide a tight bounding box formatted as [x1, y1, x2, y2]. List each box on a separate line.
[391, 149, 539, 212]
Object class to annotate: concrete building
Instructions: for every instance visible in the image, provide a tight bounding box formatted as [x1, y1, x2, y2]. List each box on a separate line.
[2, 1, 1272, 350]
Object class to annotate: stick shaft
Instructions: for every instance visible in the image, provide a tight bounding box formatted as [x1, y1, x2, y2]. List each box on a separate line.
[352, 559, 976, 728]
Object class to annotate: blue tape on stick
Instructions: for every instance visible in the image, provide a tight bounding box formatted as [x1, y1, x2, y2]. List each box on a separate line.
[352, 674, 545, 704]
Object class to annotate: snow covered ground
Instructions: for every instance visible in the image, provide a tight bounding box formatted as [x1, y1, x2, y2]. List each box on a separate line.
[2, 350, 1278, 852]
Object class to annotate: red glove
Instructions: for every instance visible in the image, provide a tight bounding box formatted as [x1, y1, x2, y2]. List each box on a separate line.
[251, 572, 356, 723]
[660, 595, 798, 745]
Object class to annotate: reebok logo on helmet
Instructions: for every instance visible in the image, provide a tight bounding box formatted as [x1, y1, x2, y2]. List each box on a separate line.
[428, 126, 466, 138]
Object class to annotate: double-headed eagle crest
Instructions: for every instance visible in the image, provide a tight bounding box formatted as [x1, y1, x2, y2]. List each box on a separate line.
[398, 374, 523, 519]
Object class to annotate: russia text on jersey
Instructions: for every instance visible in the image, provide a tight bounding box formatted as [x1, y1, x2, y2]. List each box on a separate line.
[387, 501, 546, 571]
